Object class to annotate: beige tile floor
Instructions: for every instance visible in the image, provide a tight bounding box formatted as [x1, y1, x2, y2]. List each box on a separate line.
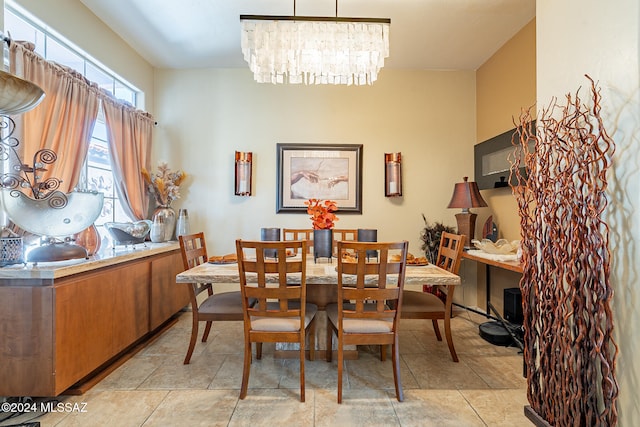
[6, 311, 528, 427]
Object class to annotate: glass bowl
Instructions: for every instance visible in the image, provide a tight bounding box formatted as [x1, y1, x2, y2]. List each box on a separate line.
[104, 220, 152, 245]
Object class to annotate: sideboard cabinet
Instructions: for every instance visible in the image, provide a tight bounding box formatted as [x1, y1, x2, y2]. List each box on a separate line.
[0, 243, 188, 396]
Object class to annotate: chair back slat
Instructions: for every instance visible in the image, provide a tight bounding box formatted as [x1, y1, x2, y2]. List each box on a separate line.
[236, 239, 308, 323]
[333, 228, 357, 256]
[179, 233, 214, 299]
[283, 228, 314, 254]
[435, 232, 466, 274]
[179, 232, 208, 269]
[336, 240, 408, 325]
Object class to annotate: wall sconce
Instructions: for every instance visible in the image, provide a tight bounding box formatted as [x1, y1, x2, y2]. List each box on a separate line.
[384, 152, 402, 197]
[234, 151, 252, 196]
[447, 176, 488, 246]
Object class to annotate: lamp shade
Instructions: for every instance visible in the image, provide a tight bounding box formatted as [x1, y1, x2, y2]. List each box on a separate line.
[447, 176, 488, 210]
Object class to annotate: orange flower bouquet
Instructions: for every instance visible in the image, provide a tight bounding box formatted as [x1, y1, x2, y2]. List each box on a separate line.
[305, 199, 338, 229]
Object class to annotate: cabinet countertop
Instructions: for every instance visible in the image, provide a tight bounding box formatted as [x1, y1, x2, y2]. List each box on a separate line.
[0, 242, 180, 281]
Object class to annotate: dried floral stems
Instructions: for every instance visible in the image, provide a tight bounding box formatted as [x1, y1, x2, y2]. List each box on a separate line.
[511, 75, 618, 426]
[142, 162, 186, 207]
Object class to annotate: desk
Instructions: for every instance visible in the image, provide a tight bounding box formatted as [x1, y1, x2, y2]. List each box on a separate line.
[462, 250, 523, 315]
[176, 258, 460, 357]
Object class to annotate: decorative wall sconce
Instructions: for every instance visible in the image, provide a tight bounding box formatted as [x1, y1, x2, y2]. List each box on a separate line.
[384, 153, 402, 197]
[447, 176, 488, 246]
[234, 151, 252, 196]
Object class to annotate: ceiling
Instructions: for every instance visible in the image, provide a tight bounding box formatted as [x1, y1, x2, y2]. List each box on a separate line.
[79, 0, 535, 71]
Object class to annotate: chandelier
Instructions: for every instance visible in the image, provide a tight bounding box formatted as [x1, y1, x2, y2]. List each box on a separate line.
[240, 2, 390, 86]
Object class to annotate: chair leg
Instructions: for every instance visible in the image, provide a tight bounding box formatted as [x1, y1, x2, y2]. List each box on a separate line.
[432, 319, 443, 341]
[240, 336, 252, 399]
[326, 323, 333, 362]
[299, 331, 306, 402]
[183, 316, 199, 365]
[380, 345, 387, 361]
[444, 314, 459, 362]
[256, 342, 263, 360]
[308, 318, 316, 361]
[337, 336, 343, 404]
[201, 320, 213, 342]
[391, 337, 404, 402]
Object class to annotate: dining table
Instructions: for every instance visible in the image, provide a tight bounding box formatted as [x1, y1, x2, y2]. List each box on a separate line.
[175, 257, 461, 358]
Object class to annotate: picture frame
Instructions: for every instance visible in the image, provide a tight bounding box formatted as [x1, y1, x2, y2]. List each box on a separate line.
[276, 143, 363, 213]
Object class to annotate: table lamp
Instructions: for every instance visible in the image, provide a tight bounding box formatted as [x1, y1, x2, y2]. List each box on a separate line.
[447, 176, 488, 246]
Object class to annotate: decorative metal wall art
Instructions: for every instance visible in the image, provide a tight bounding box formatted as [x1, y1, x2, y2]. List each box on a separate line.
[384, 152, 402, 197]
[235, 151, 252, 196]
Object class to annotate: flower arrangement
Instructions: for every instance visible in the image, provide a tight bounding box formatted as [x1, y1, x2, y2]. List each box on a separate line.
[305, 199, 339, 229]
[142, 162, 187, 207]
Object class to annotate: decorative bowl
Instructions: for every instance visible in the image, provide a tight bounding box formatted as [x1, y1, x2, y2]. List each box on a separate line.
[104, 220, 152, 245]
[471, 238, 520, 255]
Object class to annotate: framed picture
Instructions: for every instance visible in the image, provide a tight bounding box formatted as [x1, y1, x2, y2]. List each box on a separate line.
[276, 143, 363, 213]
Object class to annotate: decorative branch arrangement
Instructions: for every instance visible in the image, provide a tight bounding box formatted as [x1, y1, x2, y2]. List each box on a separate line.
[510, 76, 619, 426]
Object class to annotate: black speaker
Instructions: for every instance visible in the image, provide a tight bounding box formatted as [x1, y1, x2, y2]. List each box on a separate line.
[504, 287, 523, 325]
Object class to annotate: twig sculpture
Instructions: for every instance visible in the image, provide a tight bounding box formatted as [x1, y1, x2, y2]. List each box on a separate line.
[510, 75, 619, 426]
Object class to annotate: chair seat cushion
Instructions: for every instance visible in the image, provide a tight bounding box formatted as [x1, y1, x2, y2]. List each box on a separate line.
[402, 290, 446, 313]
[326, 303, 393, 333]
[250, 302, 318, 332]
[199, 291, 245, 314]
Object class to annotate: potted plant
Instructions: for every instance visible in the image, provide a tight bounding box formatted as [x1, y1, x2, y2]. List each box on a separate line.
[305, 199, 338, 261]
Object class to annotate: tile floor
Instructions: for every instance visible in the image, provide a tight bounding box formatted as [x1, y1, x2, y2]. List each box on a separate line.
[4, 311, 528, 427]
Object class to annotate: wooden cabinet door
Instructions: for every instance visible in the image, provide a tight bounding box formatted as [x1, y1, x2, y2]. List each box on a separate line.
[149, 250, 189, 331]
[0, 285, 55, 396]
[54, 260, 150, 394]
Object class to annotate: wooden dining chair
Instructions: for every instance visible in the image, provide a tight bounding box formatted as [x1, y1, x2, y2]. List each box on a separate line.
[401, 232, 465, 362]
[326, 240, 409, 403]
[282, 228, 313, 254]
[178, 232, 246, 364]
[332, 228, 357, 256]
[235, 239, 317, 402]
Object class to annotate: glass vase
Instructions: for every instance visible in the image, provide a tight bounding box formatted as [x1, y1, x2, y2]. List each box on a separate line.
[152, 205, 176, 241]
[74, 224, 101, 256]
[150, 215, 165, 243]
[175, 208, 191, 238]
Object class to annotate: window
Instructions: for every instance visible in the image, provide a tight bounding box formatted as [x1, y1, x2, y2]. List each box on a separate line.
[4, 3, 140, 229]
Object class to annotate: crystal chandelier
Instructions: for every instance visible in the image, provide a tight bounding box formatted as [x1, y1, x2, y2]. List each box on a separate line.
[240, 2, 390, 86]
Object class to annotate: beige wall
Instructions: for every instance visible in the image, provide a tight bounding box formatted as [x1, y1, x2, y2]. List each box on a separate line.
[476, 18, 536, 242]
[470, 19, 536, 312]
[153, 68, 477, 266]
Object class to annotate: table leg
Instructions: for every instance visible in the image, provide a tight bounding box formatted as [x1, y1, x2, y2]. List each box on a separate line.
[485, 264, 491, 316]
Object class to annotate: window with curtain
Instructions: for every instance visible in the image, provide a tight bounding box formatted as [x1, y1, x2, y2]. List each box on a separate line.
[4, 4, 140, 228]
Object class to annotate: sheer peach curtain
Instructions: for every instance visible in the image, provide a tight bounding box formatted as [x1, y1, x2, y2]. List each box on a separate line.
[102, 96, 153, 220]
[9, 41, 100, 193]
